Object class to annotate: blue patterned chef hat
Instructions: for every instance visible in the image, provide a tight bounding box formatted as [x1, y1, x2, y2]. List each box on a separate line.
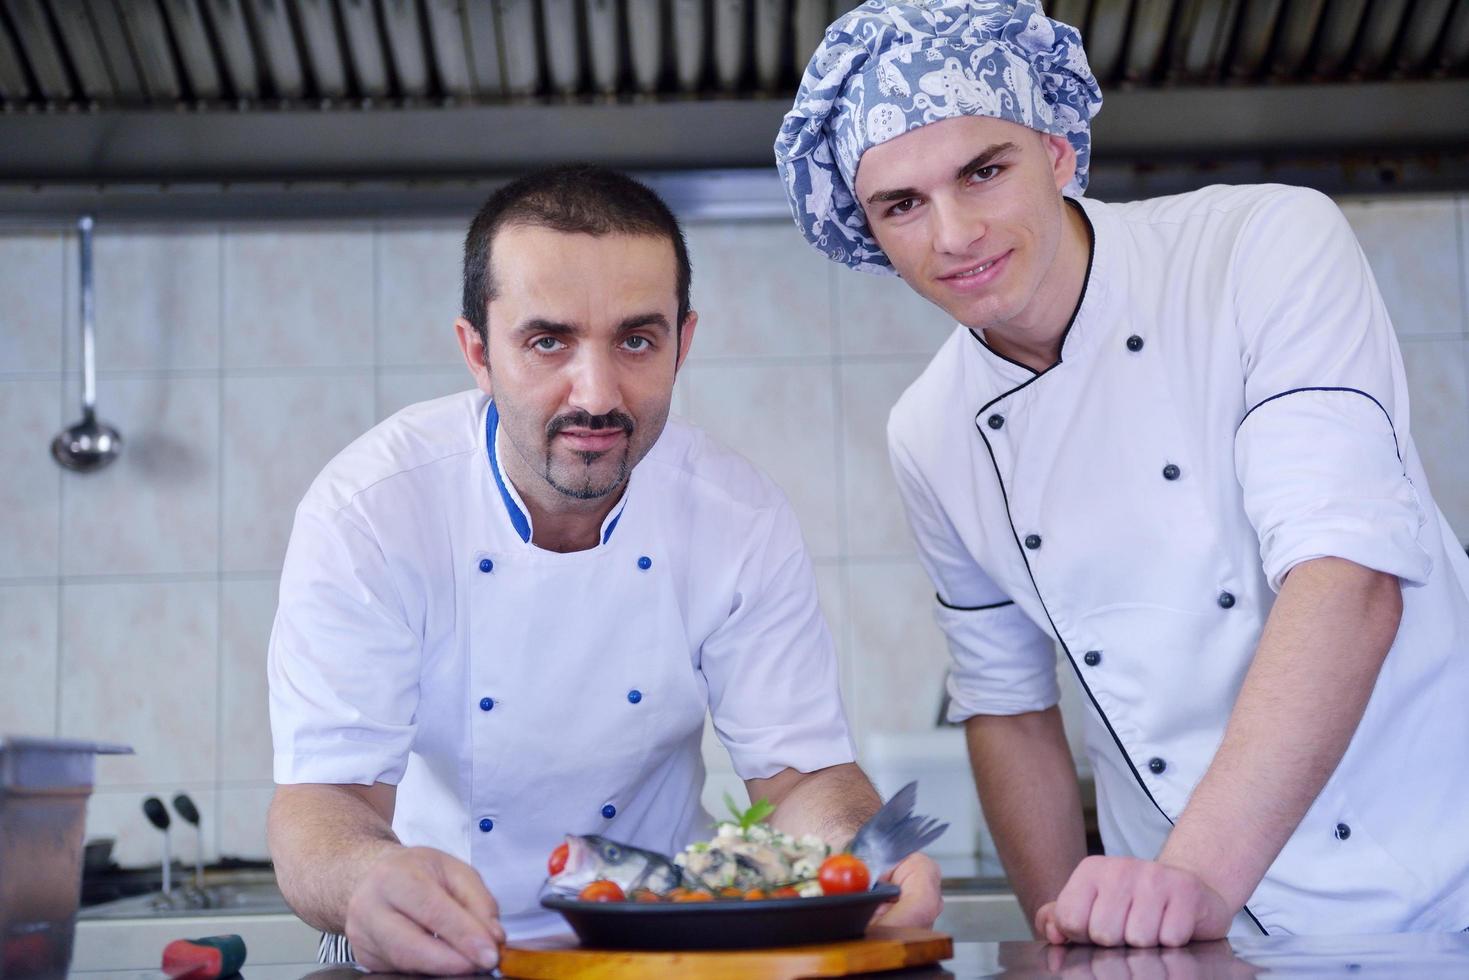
[774, 0, 1103, 274]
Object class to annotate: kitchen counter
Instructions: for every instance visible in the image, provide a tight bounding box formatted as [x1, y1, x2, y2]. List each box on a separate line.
[68, 931, 1469, 979]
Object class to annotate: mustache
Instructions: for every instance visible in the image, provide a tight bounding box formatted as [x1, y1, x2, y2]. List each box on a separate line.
[546, 409, 635, 438]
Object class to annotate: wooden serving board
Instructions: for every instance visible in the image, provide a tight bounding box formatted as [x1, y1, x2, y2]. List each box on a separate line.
[498, 926, 953, 979]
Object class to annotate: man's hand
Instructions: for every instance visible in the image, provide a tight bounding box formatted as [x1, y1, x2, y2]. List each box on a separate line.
[1034, 856, 1233, 948]
[871, 852, 944, 929]
[345, 846, 505, 974]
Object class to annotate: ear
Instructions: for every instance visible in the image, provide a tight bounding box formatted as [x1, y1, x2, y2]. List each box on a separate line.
[454, 316, 493, 396]
[674, 310, 699, 373]
[1043, 133, 1078, 192]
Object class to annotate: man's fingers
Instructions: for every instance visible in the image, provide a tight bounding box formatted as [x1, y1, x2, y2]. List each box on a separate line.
[1035, 903, 1067, 946]
[441, 859, 506, 947]
[1156, 892, 1197, 948]
[1085, 886, 1130, 947]
[1053, 873, 1101, 943]
[1122, 884, 1166, 948]
[389, 879, 501, 970]
[353, 907, 479, 976]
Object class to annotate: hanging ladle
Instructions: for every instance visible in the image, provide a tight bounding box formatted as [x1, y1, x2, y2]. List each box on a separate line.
[52, 215, 122, 472]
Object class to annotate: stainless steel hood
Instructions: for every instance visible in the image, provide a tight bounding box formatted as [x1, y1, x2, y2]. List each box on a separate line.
[1, 0, 1467, 220]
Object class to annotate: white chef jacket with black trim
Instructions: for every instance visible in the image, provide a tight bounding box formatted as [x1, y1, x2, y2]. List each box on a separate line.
[269, 392, 855, 939]
[888, 184, 1469, 936]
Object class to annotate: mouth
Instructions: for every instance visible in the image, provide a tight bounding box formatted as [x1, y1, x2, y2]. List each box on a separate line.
[554, 429, 628, 454]
[936, 251, 1010, 291]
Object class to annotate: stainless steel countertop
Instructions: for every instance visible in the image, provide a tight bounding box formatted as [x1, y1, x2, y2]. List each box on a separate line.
[69, 932, 1469, 979]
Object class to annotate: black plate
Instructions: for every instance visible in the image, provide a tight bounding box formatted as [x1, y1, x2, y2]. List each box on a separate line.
[541, 883, 902, 950]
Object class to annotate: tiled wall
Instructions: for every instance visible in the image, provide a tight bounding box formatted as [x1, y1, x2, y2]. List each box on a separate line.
[2, 190, 1467, 869]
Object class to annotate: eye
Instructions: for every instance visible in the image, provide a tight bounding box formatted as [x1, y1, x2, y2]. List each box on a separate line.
[532, 336, 564, 352]
[603, 844, 621, 862]
[967, 165, 1002, 184]
[886, 197, 919, 218]
[622, 335, 651, 352]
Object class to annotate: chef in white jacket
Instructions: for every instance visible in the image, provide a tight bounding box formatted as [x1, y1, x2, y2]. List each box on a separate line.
[266, 165, 941, 975]
[776, 0, 1469, 948]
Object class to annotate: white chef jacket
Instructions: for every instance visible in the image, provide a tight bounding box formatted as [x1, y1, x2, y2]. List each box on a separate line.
[269, 392, 855, 938]
[888, 184, 1469, 936]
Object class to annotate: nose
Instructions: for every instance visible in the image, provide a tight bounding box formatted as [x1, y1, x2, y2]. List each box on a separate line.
[567, 346, 621, 418]
[930, 196, 985, 256]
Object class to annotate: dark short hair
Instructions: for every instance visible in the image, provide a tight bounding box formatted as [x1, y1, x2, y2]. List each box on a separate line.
[461, 165, 693, 351]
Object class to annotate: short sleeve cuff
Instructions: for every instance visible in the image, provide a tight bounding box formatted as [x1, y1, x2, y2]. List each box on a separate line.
[272, 747, 408, 786]
[723, 730, 857, 782]
[1237, 388, 1432, 591]
[937, 599, 1059, 720]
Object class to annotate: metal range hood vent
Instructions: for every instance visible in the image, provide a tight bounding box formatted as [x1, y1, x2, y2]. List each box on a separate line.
[1, 0, 1466, 112]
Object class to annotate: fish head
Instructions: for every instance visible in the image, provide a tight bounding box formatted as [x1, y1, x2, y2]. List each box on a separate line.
[547, 835, 681, 895]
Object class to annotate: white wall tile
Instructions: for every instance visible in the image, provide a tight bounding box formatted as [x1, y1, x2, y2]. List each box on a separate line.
[0, 233, 64, 373]
[85, 786, 218, 868]
[0, 379, 62, 578]
[66, 230, 221, 372]
[59, 581, 218, 787]
[222, 229, 374, 368]
[0, 584, 59, 736]
[679, 361, 841, 558]
[60, 376, 219, 576]
[813, 561, 856, 739]
[846, 561, 951, 737]
[377, 225, 467, 367]
[1400, 338, 1469, 542]
[220, 578, 279, 783]
[221, 373, 375, 572]
[683, 221, 835, 358]
[1340, 196, 1464, 339]
[835, 268, 955, 357]
[841, 359, 931, 558]
[217, 785, 274, 860]
[377, 369, 475, 421]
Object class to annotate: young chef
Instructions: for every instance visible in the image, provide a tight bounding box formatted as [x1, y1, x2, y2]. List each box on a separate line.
[776, 0, 1469, 948]
[266, 165, 942, 974]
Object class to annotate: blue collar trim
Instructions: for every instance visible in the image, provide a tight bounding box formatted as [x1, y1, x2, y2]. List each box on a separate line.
[485, 402, 532, 544]
[485, 400, 629, 546]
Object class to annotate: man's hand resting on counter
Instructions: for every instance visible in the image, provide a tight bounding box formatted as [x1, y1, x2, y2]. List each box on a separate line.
[346, 846, 505, 974]
[1034, 856, 1233, 948]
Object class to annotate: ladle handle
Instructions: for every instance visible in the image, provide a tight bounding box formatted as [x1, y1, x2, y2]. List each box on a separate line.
[78, 215, 96, 418]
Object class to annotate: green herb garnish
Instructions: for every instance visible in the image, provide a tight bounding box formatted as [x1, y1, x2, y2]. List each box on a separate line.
[724, 792, 777, 834]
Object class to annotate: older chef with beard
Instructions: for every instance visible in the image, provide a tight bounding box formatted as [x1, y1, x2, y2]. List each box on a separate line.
[776, 0, 1469, 950]
[267, 165, 941, 975]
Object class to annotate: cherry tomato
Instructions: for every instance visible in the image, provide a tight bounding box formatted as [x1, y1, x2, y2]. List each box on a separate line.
[718, 886, 745, 899]
[671, 889, 713, 902]
[743, 888, 767, 900]
[817, 854, 870, 895]
[629, 888, 662, 903]
[547, 842, 569, 876]
[769, 886, 800, 899]
[577, 880, 625, 902]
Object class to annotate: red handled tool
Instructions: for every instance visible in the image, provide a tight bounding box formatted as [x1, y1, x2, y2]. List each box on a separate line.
[160, 935, 246, 980]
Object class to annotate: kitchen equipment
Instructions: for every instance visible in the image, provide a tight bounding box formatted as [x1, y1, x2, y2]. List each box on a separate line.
[171, 795, 204, 890]
[541, 883, 901, 950]
[142, 798, 172, 897]
[160, 934, 245, 980]
[51, 215, 122, 474]
[500, 925, 952, 978]
[0, 736, 131, 979]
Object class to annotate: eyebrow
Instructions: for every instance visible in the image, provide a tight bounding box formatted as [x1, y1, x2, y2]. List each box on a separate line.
[514, 312, 673, 336]
[864, 142, 1020, 207]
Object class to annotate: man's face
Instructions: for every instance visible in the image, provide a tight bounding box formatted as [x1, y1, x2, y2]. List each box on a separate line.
[458, 226, 695, 509]
[853, 116, 1078, 337]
